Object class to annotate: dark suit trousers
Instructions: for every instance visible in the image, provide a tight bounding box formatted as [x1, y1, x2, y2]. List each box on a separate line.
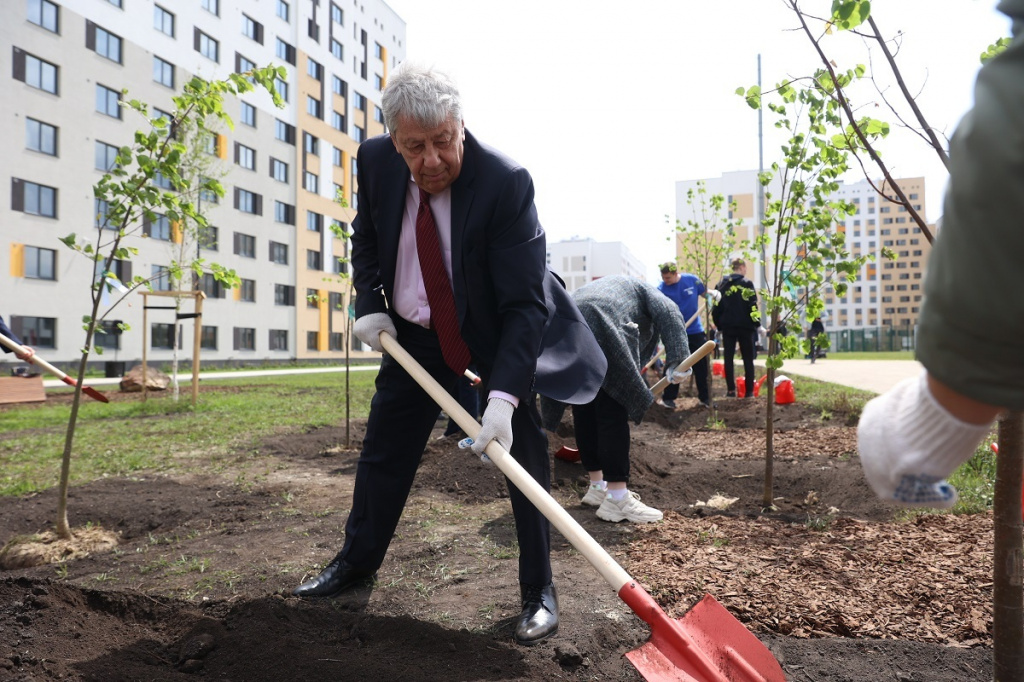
[662, 331, 709, 404]
[339, 318, 553, 587]
[722, 329, 756, 397]
[573, 389, 631, 483]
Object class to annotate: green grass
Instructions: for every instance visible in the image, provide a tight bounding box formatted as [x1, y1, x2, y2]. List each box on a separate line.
[776, 374, 876, 417]
[822, 351, 916, 361]
[0, 371, 377, 496]
[949, 435, 999, 514]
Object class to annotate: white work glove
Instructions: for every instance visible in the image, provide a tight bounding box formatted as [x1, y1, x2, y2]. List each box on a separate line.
[857, 372, 991, 508]
[707, 289, 722, 303]
[665, 363, 692, 385]
[352, 312, 397, 352]
[470, 397, 515, 456]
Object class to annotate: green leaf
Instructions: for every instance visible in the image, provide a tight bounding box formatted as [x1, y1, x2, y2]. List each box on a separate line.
[830, 0, 871, 30]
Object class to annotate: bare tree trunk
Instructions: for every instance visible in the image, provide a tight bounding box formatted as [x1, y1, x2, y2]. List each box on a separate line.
[994, 411, 1024, 681]
[345, 302, 352, 449]
[762, 311, 780, 508]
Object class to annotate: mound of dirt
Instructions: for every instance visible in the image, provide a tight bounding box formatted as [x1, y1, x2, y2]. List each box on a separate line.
[0, 378, 993, 681]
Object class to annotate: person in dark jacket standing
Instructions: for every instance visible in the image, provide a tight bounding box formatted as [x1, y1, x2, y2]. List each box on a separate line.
[712, 258, 759, 397]
[808, 317, 825, 364]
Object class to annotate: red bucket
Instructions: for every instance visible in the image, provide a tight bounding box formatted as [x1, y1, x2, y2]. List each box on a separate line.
[712, 360, 724, 377]
[735, 377, 746, 397]
[775, 379, 795, 404]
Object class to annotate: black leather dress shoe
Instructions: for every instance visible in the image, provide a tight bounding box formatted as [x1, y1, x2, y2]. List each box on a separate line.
[292, 555, 375, 598]
[514, 582, 558, 646]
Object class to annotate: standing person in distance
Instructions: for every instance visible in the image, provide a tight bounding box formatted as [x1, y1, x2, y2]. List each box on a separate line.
[290, 62, 606, 648]
[656, 262, 714, 408]
[808, 316, 825, 364]
[711, 258, 759, 397]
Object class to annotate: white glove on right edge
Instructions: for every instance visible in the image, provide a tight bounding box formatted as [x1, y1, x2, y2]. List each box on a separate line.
[353, 312, 397, 352]
[857, 372, 991, 508]
[707, 289, 722, 303]
[471, 398, 515, 456]
[665, 363, 692, 384]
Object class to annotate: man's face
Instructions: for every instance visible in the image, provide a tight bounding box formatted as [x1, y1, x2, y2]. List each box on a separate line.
[391, 115, 465, 194]
[661, 271, 680, 286]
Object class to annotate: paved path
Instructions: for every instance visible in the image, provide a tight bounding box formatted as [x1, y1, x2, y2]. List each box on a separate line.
[756, 357, 922, 395]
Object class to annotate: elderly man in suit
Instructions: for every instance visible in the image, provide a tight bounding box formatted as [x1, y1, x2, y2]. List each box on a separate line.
[292, 62, 605, 647]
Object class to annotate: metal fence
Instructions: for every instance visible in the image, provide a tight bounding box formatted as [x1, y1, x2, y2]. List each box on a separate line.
[823, 325, 917, 353]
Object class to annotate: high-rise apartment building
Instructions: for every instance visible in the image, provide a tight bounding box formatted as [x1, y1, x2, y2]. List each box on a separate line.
[545, 238, 647, 292]
[2, 0, 405, 367]
[674, 171, 934, 331]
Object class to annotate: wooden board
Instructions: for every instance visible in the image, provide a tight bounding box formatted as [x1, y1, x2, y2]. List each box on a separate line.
[0, 375, 46, 404]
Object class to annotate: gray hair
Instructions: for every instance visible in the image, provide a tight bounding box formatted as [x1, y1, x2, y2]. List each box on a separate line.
[381, 62, 463, 134]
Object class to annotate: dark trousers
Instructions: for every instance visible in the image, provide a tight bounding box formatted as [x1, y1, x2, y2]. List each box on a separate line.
[722, 329, 756, 397]
[443, 366, 480, 436]
[340, 319, 552, 587]
[662, 331, 709, 404]
[572, 389, 631, 483]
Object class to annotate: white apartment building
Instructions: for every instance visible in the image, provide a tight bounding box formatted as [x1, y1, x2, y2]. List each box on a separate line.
[545, 238, 647, 293]
[2, 0, 405, 370]
[674, 171, 933, 330]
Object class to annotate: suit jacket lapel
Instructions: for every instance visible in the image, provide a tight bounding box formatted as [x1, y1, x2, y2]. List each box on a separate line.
[379, 151, 410, 293]
[450, 131, 477, 325]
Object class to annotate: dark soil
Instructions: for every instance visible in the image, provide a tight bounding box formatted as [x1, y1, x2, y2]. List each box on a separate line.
[0, 378, 993, 681]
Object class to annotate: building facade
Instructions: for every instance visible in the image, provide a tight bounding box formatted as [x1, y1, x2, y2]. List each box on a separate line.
[674, 171, 934, 333]
[2, 0, 405, 368]
[545, 238, 647, 292]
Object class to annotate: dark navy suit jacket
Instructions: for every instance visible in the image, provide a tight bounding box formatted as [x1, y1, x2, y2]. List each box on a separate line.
[350, 130, 605, 404]
[0, 316, 24, 353]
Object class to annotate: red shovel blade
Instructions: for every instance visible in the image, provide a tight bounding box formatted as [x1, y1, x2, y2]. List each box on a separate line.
[83, 385, 110, 403]
[554, 445, 580, 463]
[622, 586, 785, 682]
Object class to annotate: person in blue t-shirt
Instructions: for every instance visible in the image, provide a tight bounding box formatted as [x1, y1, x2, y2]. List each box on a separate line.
[657, 263, 710, 408]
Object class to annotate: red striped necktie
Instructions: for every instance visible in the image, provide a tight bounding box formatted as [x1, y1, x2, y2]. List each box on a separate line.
[416, 188, 471, 374]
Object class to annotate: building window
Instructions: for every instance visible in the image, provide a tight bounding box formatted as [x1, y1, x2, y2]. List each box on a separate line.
[95, 320, 122, 351]
[276, 0, 290, 22]
[88, 22, 123, 64]
[15, 51, 59, 94]
[269, 241, 289, 264]
[29, 0, 60, 33]
[270, 158, 288, 182]
[374, 106, 385, 124]
[352, 125, 365, 143]
[151, 265, 173, 292]
[303, 171, 319, 193]
[94, 199, 113, 229]
[275, 38, 296, 65]
[199, 273, 226, 298]
[236, 53, 256, 75]
[274, 119, 296, 144]
[154, 5, 174, 36]
[235, 142, 256, 170]
[199, 224, 218, 250]
[307, 211, 323, 232]
[303, 133, 320, 154]
[274, 76, 289, 102]
[331, 3, 344, 24]
[269, 330, 288, 351]
[24, 246, 56, 280]
[26, 118, 57, 156]
[307, 57, 323, 80]
[201, 0, 219, 16]
[353, 92, 366, 111]
[196, 29, 219, 62]
[306, 95, 323, 118]
[333, 148, 343, 166]
[274, 284, 296, 306]
[233, 232, 256, 258]
[307, 249, 322, 270]
[374, 73, 383, 90]
[233, 327, 256, 351]
[95, 141, 118, 171]
[13, 179, 58, 218]
[242, 14, 264, 43]
[234, 188, 262, 215]
[12, 317, 56, 348]
[333, 76, 347, 97]
[330, 38, 343, 60]
[332, 111, 345, 132]
[240, 101, 256, 127]
[307, 331, 319, 350]
[274, 201, 295, 225]
[201, 326, 217, 350]
[153, 56, 174, 88]
[239, 278, 256, 302]
[145, 214, 172, 241]
[96, 84, 121, 118]
[151, 323, 179, 349]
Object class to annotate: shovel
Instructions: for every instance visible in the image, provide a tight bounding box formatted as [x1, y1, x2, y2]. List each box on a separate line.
[0, 332, 109, 403]
[379, 332, 784, 682]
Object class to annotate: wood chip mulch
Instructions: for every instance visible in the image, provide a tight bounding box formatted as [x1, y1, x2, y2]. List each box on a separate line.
[627, 511, 993, 647]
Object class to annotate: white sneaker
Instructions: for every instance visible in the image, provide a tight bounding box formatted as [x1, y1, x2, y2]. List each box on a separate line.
[580, 484, 608, 507]
[596, 491, 663, 523]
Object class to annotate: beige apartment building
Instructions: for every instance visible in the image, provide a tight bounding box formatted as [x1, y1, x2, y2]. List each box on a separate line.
[674, 171, 935, 334]
[1, 0, 404, 369]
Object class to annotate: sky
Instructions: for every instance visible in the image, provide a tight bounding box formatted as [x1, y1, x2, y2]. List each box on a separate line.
[381, 0, 1011, 280]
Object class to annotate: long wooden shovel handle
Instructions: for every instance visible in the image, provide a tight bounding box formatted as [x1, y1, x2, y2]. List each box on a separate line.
[0, 332, 109, 403]
[379, 332, 634, 592]
[649, 340, 717, 398]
